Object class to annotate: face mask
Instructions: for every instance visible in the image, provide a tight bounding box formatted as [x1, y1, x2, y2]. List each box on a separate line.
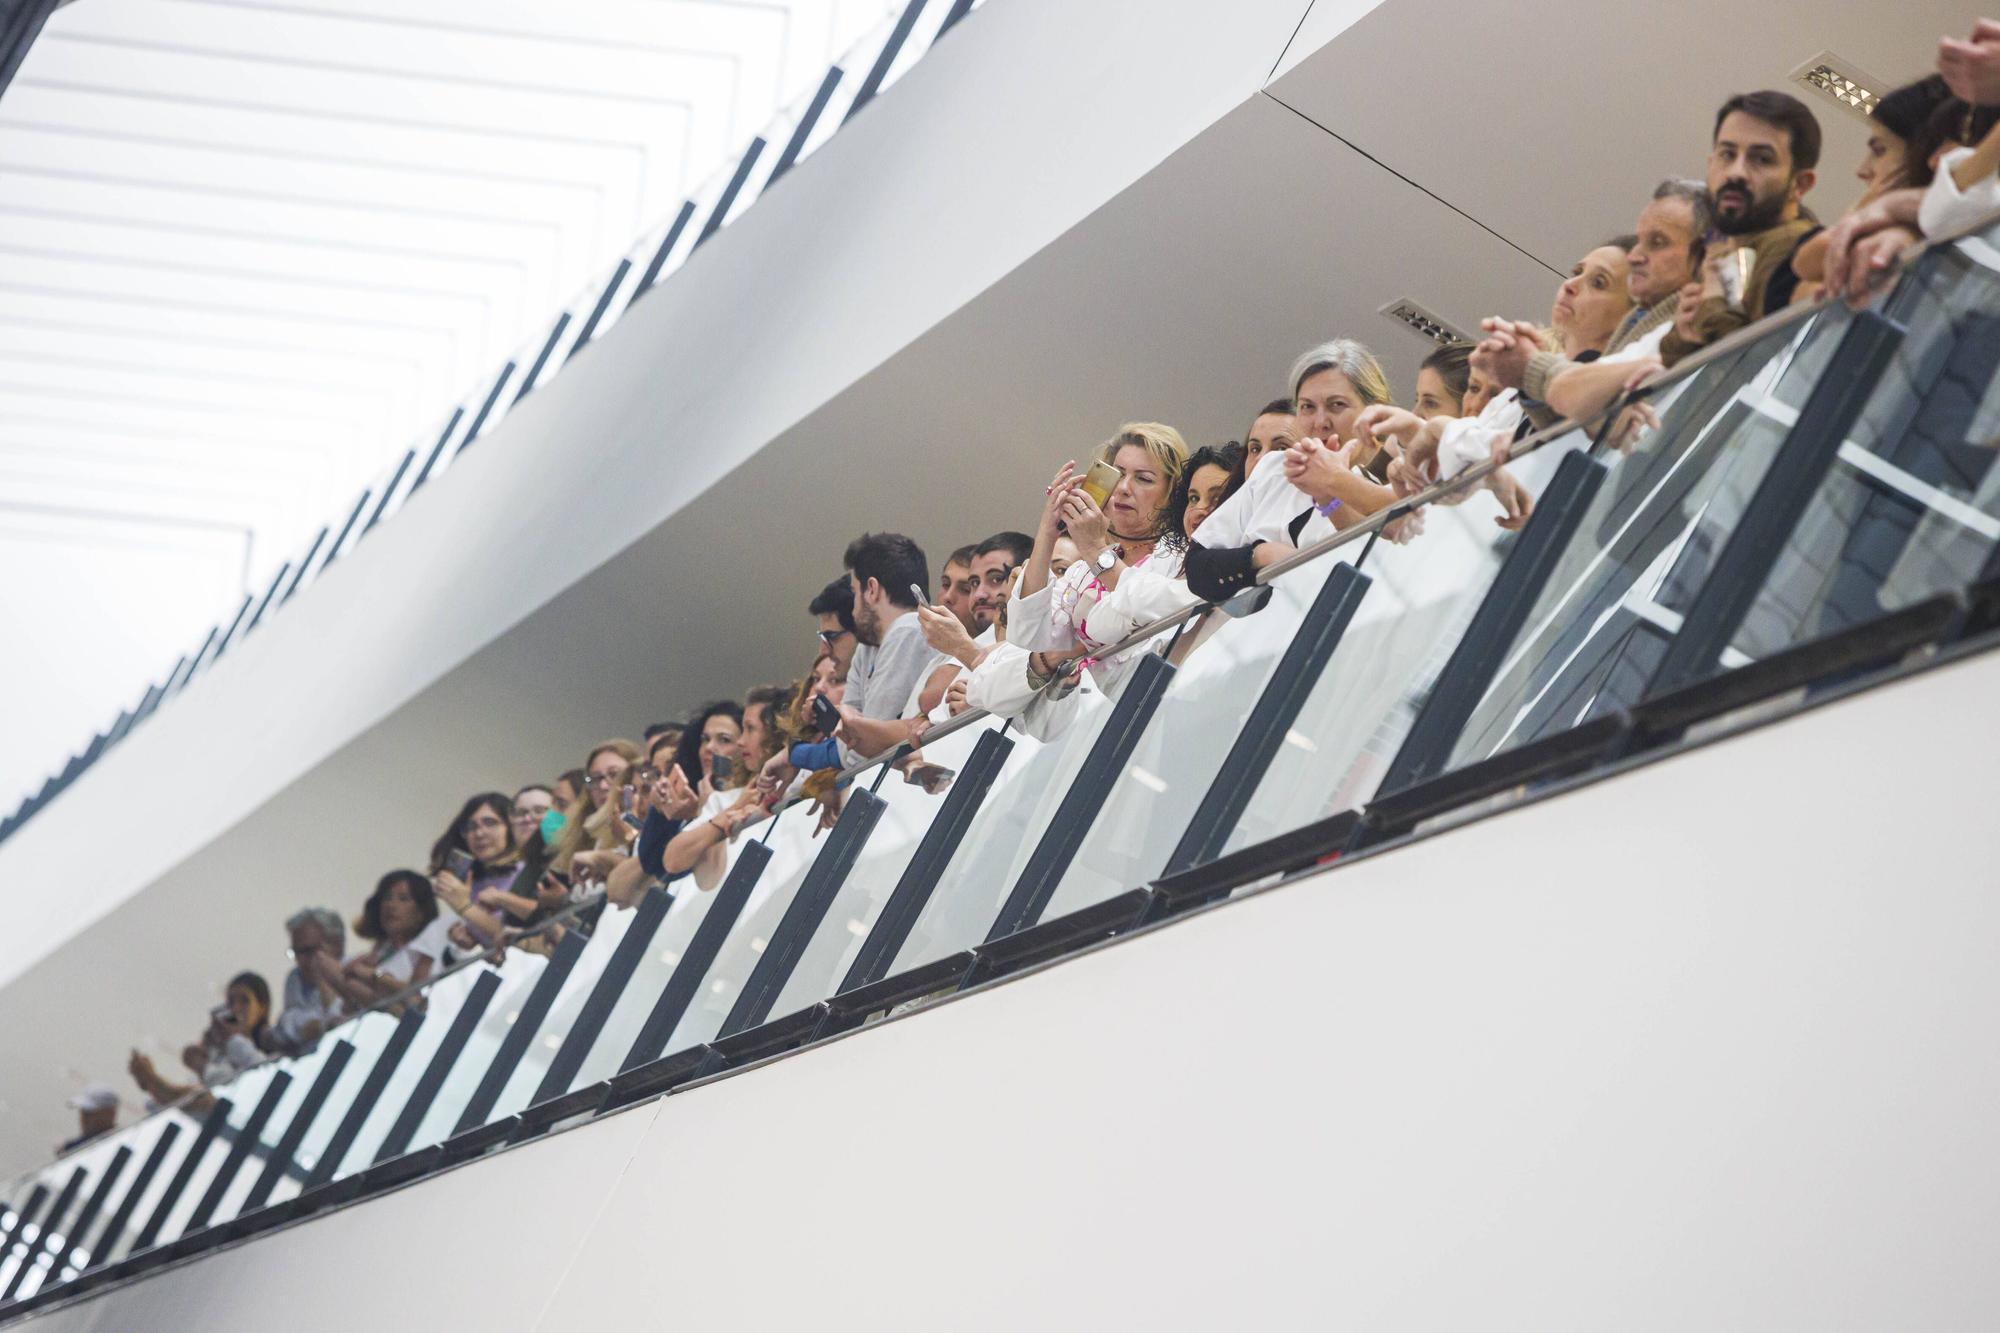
[539, 809, 567, 843]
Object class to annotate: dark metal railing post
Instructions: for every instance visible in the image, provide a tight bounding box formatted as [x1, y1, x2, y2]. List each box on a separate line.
[302, 1009, 424, 1190]
[529, 888, 673, 1104]
[1162, 564, 1373, 878]
[839, 726, 1014, 990]
[451, 938, 587, 1135]
[83, 1122, 180, 1271]
[373, 970, 503, 1163]
[1372, 450, 1611, 796]
[986, 653, 1177, 939]
[241, 1040, 354, 1212]
[716, 789, 886, 1039]
[129, 1099, 233, 1255]
[185, 1072, 292, 1232]
[1645, 309, 1908, 696]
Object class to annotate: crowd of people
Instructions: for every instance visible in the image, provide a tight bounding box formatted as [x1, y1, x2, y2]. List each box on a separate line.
[56, 19, 2000, 1156]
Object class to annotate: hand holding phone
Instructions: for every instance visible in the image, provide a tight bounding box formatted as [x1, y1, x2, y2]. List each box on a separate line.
[443, 848, 474, 881]
[811, 693, 840, 737]
[1080, 460, 1122, 507]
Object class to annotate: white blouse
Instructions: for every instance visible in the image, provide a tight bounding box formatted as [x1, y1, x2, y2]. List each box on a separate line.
[1008, 545, 1189, 664]
[1920, 146, 2000, 242]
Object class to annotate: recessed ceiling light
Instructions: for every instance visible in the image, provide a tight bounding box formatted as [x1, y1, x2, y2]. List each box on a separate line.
[1791, 52, 1885, 123]
[1378, 297, 1468, 347]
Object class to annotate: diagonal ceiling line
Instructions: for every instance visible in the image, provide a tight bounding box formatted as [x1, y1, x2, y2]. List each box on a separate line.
[16, 78, 658, 156]
[0, 162, 570, 231]
[0, 279, 464, 338]
[1261, 90, 1563, 278]
[43, 30, 714, 110]
[0, 316, 424, 367]
[0, 201, 534, 269]
[1264, 0, 1318, 82]
[0, 241, 497, 305]
[0, 118, 614, 192]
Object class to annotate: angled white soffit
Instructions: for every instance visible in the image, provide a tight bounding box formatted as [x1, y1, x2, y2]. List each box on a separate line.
[0, 0, 913, 809]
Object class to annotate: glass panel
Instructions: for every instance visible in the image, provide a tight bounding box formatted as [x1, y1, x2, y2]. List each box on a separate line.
[281, 1009, 403, 1197]
[205, 1036, 347, 1225]
[325, 964, 490, 1180]
[64, 1110, 189, 1270]
[22, 1117, 146, 1281]
[765, 720, 995, 1018]
[1220, 428, 1596, 853]
[1727, 227, 2000, 661]
[884, 674, 1121, 975]
[146, 1061, 288, 1245]
[1039, 555, 1357, 921]
[559, 877, 734, 1092]
[398, 948, 561, 1154]
[656, 798, 830, 1054]
[472, 906, 636, 1129]
[1445, 309, 1841, 769]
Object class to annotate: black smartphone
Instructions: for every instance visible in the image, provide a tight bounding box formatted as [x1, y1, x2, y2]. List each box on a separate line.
[811, 693, 839, 736]
[711, 755, 735, 785]
[444, 848, 474, 880]
[1360, 447, 1394, 484]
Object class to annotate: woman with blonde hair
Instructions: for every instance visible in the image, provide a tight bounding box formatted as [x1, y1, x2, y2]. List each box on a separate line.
[1004, 421, 1189, 696]
[552, 738, 642, 882]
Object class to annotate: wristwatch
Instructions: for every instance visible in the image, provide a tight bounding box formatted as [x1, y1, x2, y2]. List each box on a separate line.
[1094, 547, 1118, 573]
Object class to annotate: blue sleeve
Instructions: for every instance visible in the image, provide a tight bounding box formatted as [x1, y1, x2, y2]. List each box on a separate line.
[636, 807, 686, 880]
[789, 738, 841, 770]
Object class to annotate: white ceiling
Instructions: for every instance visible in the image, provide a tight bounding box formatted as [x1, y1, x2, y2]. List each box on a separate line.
[0, 0, 910, 811]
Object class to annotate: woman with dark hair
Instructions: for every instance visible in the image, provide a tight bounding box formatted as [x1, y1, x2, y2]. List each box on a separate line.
[661, 694, 783, 891]
[670, 702, 743, 788]
[428, 791, 529, 945]
[1163, 443, 1244, 551]
[126, 970, 278, 1110]
[331, 870, 441, 1009]
[1414, 343, 1474, 421]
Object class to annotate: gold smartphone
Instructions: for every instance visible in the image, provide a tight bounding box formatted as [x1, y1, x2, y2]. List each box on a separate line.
[1079, 460, 1122, 507]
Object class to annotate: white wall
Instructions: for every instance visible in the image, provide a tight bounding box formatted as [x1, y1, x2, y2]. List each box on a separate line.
[23, 645, 2000, 1331]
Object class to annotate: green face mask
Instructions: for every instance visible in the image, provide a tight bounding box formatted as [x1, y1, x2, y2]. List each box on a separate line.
[539, 809, 567, 843]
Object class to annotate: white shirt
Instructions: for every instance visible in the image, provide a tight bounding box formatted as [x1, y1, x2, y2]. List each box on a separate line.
[1920, 146, 2000, 243]
[1009, 548, 1185, 657]
[1195, 455, 1334, 550]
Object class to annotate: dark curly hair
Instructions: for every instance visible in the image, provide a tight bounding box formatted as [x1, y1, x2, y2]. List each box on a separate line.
[354, 869, 438, 943]
[1160, 443, 1245, 554]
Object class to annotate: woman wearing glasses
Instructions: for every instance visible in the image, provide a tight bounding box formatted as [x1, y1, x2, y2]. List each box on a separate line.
[428, 791, 528, 948]
[550, 738, 643, 886]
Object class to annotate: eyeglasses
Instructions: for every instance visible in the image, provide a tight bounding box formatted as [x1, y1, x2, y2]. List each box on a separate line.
[817, 628, 851, 645]
[585, 772, 618, 789]
[637, 767, 661, 784]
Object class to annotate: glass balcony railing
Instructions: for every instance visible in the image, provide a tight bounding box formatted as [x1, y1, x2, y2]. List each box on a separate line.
[0, 0, 994, 853]
[5, 210, 1998, 1318]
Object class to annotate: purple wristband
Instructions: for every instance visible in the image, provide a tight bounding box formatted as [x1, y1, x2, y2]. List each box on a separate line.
[1316, 497, 1343, 518]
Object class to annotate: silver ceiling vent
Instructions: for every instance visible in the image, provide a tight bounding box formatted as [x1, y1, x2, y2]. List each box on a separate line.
[1791, 52, 1885, 124]
[1378, 297, 1470, 347]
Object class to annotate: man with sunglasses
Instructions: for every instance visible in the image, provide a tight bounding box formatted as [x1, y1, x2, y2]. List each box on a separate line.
[808, 574, 859, 671]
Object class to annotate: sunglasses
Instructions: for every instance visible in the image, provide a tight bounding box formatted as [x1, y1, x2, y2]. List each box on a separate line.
[817, 627, 852, 645]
